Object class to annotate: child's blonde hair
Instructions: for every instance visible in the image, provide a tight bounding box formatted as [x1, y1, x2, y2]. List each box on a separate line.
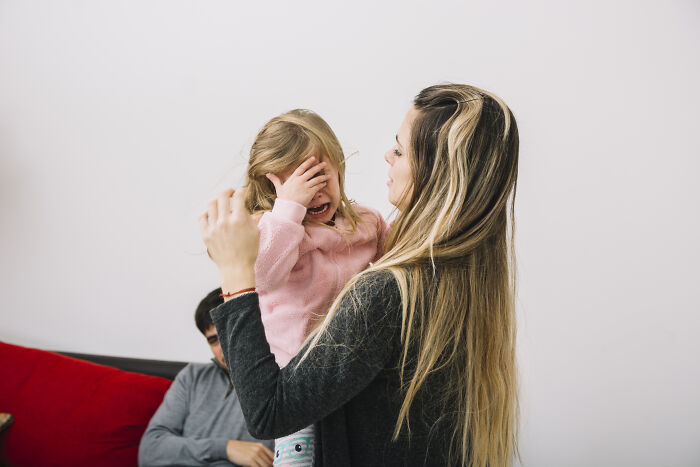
[245, 109, 361, 230]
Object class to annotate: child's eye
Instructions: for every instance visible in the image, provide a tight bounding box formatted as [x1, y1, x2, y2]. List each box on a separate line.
[393, 148, 402, 157]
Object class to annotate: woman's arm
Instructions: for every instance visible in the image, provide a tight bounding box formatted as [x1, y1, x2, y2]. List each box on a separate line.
[211, 271, 400, 439]
[200, 187, 401, 438]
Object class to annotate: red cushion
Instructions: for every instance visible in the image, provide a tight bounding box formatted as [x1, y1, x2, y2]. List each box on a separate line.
[0, 341, 172, 467]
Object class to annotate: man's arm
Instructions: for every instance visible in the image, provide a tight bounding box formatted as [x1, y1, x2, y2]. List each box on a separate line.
[138, 365, 230, 467]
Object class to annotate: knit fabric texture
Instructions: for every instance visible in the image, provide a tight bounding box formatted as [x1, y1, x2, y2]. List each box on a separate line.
[255, 198, 387, 366]
[211, 271, 455, 467]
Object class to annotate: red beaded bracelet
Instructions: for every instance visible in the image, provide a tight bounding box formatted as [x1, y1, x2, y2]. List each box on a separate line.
[219, 287, 256, 298]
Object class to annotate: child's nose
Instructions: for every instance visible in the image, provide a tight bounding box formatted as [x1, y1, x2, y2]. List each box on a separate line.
[384, 150, 393, 164]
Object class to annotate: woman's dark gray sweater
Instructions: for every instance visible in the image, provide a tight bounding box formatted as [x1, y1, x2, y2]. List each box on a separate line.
[210, 271, 455, 467]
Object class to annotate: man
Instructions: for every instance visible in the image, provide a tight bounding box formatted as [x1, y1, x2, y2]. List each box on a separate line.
[139, 289, 274, 467]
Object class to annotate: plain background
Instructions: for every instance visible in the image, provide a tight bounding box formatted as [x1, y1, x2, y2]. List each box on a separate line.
[1, 1, 698, 465]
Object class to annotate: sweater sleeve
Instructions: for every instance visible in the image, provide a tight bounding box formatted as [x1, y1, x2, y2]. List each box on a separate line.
[254, 198, 307, 292]
[210, 271, 400, 439]
[373, 211, 390, 263]
[138, 365, 231, 467]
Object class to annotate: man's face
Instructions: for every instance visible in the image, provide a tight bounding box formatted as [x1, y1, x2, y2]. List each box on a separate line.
[204, 325, 226, 369]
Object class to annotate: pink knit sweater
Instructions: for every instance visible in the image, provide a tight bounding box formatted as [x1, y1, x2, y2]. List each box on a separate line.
[255, 198, 387, 367]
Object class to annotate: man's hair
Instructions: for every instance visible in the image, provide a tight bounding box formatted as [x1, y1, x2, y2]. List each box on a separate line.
[194, 288, 223, 335]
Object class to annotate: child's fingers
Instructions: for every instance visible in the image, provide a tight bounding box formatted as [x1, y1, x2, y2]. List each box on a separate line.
[265, 173, 283, 192]
[299, 161, 327, 181]
[293, 156, 317, 176]
[306, 173, 332, 188]
[307, 181, 328, 196]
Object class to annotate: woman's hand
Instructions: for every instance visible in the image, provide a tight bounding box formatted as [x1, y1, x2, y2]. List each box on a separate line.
[266, 156, 330, 207]
[199, 187, 258, 297]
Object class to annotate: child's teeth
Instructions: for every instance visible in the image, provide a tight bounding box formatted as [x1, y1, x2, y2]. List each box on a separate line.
[309, 204, 327, 215]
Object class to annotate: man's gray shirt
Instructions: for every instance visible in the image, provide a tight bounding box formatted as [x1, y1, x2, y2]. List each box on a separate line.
[138, 361, 273, 467]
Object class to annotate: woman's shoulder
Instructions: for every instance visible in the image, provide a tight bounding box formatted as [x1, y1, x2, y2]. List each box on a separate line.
[348, 269, 401, 311]
[353, 268, 396, 287]
[329, 270, 403, 342]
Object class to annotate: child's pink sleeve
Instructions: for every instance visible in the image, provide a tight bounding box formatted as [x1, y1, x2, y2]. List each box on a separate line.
[255, 198, 307, 292]
[372, 210, 390, 263]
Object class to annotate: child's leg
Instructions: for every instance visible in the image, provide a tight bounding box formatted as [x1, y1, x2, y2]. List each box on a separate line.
[273, 425, 315, 466]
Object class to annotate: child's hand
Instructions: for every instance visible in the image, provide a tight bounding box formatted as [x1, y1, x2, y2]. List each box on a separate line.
[266, 157, 331, 207]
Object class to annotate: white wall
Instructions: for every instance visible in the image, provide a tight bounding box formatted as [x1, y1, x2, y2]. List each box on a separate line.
[1, 1, 698, 465]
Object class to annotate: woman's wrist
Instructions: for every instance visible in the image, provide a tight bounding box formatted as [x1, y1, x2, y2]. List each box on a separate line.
[219, 265, 255, 302]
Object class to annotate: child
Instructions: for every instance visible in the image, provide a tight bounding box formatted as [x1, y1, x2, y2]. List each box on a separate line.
[244, 109, 387, 466]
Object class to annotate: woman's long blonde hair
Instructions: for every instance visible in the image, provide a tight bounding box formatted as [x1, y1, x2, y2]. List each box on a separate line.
[244, 109, 361, 230]
[303, 84, 519, 466]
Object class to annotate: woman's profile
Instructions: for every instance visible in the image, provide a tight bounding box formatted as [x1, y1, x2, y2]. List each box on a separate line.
[200, 83, 520, 466]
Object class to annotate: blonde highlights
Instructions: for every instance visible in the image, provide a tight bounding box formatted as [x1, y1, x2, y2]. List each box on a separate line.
[245, 109, 361, 230]
[304, 84, 520, 466]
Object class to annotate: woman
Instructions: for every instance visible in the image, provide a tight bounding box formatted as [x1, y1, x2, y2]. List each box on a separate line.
[200, 84, 520, 467]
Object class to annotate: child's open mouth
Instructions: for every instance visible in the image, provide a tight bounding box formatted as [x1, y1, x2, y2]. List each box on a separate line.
[306, 203, 330, 218]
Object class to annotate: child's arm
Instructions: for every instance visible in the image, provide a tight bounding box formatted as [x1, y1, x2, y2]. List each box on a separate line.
[256, 157, 329, 292]
[255, 198, 307, 292]
[372, 210, 390, 263]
